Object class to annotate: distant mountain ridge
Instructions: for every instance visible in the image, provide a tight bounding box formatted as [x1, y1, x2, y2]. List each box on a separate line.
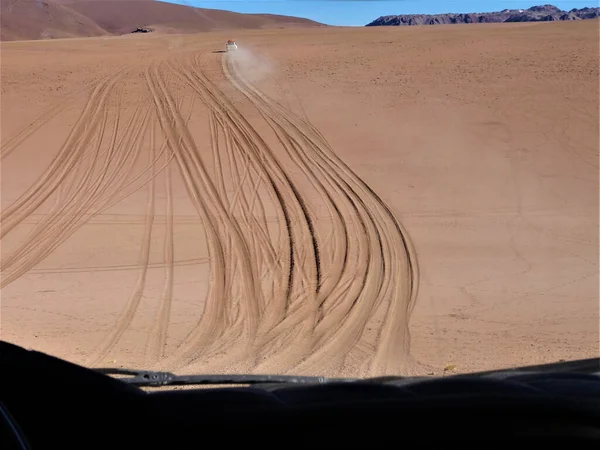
[366, 4, 600, 27]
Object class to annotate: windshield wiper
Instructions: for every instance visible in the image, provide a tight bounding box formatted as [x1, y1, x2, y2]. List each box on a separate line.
[96, 357, 600, 388]
[95, 368, 359, 387]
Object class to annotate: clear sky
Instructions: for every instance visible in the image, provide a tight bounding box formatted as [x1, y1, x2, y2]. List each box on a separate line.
[164, 1, 598, 26]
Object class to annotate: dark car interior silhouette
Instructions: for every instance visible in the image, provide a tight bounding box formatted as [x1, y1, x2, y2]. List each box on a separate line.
[2, 340, 599, 449]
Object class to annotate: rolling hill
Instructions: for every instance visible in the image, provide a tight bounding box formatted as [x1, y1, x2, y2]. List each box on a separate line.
[0, 0, 324, 41]
[0, 0, 108, 41]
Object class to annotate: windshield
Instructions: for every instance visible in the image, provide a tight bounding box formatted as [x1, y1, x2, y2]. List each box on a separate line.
[1, 1, 598, 379]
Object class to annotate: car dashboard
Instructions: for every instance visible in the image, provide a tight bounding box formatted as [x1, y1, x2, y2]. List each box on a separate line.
[1, 341, 600, 449]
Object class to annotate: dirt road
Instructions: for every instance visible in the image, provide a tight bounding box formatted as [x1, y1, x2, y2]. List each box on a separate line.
[2, 23, 597, 376]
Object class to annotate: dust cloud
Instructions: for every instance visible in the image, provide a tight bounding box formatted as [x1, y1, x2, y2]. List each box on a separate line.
[227, 47, 274, 84]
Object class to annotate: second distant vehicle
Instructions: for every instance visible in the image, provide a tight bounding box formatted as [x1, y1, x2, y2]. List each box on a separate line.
[226, 40, 238, 51]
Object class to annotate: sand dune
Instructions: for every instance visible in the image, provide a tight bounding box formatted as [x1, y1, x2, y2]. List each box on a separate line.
[0, 0, 324, 41]
[0, 0, 108, 41]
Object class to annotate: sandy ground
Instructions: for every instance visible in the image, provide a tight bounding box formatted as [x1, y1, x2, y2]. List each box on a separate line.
[1, 21, 598, 377]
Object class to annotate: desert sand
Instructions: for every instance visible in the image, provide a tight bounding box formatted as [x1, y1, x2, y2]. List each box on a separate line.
[1, 20, 598, 377]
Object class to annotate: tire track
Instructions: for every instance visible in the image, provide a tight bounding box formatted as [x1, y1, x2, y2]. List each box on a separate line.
[1, 89, 119, 272]
[223, 52, 419, 375]
[26, 257, 208, 275]
[146, 140, 175, 363]
[1, 93, 115, 283]
[97, 96, 193, 217]
[145, 62, 263, 370]
[179, 57, 314, 297]
[212, 112, 280, 300]
[86, 140, 157, 366]
[0, 76, 110, 161]
[1, 96, 153, 289]
[171, 55, 321, 370]
[1, 51, 418, 376]
[213, 111, 282, 328]
[145, 64, 231, 367]
[2, 82, 197, 363]
[207, 110, 239, 335]
[0, 71, 126, 239]
[222, 55, 371, 372]
[176, 61, 286, 288]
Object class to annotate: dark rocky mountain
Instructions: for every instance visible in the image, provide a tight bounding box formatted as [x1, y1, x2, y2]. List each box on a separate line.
[366, 4, 600, 27]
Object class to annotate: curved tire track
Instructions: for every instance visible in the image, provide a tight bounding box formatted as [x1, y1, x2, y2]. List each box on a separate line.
[2, 50, 419, 377]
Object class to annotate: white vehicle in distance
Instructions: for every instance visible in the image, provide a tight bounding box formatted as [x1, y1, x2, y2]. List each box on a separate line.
[226, 40, 238, 51]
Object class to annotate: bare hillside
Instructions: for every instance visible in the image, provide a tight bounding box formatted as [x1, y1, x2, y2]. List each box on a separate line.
[0, 0, 108, 41]
[0, 0, 324, 41]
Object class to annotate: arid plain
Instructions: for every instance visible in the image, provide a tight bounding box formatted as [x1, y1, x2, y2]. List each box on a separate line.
[1, 20, 598, 377]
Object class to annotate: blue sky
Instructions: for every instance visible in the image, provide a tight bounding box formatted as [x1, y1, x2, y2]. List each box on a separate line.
[165, 1, 599, 26]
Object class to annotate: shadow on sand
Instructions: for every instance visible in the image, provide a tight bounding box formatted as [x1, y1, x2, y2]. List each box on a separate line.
[212, 50, 227, 54]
